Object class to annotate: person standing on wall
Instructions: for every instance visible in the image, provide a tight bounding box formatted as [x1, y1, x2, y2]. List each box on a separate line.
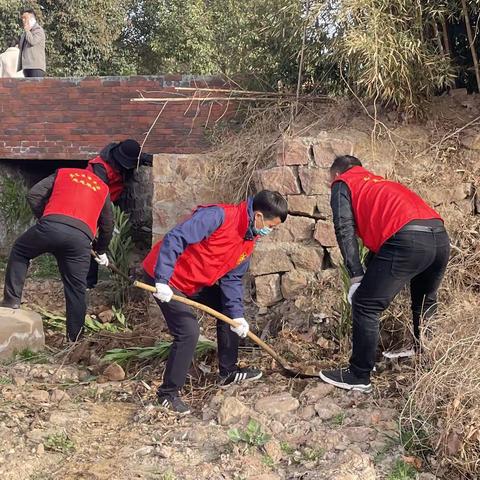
[320, 155, 450, 393]
[18, 9, 46, 78]
[2, 169, 114, 342]
[85, 138, 153, 289]
[0, 37, 23, 78]
[142, 190, 288, 414]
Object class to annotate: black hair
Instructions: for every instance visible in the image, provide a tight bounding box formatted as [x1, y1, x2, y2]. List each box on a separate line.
[252, 190, 288, 222]
[21, 8, 36, 17]
[330, 155, 362, 176]
[9, 37, 19, 48]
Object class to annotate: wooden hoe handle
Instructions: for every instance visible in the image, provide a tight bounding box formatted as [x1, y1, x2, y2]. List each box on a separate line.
[133, 280, 286, 365]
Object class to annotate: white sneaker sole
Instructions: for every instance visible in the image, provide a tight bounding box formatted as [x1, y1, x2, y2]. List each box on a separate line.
[220, 371, 263, 389]
[158, 399, 191, 415]
[382, 348, 415, 359]
[319, 372, 372, 393]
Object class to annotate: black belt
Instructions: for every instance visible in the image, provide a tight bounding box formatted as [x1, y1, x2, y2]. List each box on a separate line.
[400, 224, 446, 234]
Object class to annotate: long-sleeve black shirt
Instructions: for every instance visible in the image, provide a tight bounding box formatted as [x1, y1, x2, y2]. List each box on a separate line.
[27, 171, 114, 254]
[330, 181, 364, 281]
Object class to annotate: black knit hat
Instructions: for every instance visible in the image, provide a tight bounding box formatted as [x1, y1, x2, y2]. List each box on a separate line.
[112, 139, 141, 170]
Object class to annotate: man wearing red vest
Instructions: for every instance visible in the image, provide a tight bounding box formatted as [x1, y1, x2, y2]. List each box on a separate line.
[320, 156, 450, 393]
[2, 168, 114, 342]
[85, 139, 153, 289]
[142, 190, 288, 414]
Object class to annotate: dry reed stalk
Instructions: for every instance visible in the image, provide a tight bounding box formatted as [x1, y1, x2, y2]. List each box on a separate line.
[401, 298, 480, 477]
[207, 104, 290, 202]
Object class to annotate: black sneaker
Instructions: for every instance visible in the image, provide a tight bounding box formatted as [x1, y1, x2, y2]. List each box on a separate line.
[319, 367, 372, 393]
[157, 394, 191, 415]
[219, 367, 263, 387]
[1, 301, 20, 309]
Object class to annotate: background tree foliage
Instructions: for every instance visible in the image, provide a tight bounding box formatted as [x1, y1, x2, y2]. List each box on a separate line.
[0, 0, 132, 76]
[1, 0, 480, 114]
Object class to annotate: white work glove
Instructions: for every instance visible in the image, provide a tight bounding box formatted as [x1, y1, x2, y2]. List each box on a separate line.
[94, 253, 109, 267]
[230, 317, 249, 338]
[153, 283, 173, 303]
[347, 282, 361, 305]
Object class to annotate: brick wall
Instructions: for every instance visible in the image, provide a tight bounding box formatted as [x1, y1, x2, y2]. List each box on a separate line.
[0, 75, 232, 160]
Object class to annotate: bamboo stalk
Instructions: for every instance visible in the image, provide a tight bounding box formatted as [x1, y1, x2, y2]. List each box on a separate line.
[174, 86, 287, 96]
[461, 0, 480, 91]
[130, 96, 330, 103]
[433, 21, 444, 55]
[440, 16, 451, 56]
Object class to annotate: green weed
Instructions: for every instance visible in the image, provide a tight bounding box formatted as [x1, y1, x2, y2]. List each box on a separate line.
[387, 459, 417, 480]
[280, 441, 295, 455]
[331, 412, 346, 426]
[228, 418, 271, 448]
[16, 348, 50, 364]
[262, 454, 274, 468]
[0, 376, 12, 385]
[336, 243, 369, 342]
[108, 206, 134, 307]
[400, 420, 432, 456]
[44, 432, 75, 454]
[0, 176, 33, 237]
[302, 446, 325, 461]
[103, 339, 216, 364]
[30, 254, 58, 279]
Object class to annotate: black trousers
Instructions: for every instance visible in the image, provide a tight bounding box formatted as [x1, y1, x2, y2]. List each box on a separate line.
[23, 69, 45, 78]
[349, 226, 450, 378]
[86, 257, 99, 288]
[145, 275, 240, 397]
[3, 219, 92, 341]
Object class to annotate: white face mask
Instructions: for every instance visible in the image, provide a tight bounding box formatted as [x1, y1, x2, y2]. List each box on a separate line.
[28, 17, 36, 28]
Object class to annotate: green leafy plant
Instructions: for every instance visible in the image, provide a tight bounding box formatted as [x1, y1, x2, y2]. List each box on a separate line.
[15, 348, 50, 364]
[103, 339, 216, 364]
[44, 432, 75, 454]
[302, 446, 325, 462]
[30, 254, 58, 279]
[336, 242, 369, 342]
[228, 419, 271, 448]
[0, 176, 33, 237]
[399, 419, 432, 457]
[280, 441, 295, 455]
[108, 205, 134, 307]
[387, 459, 417, 480]
[331, 412, 346, 426]
[33, 306, 128, 335]
[262, 455, 274, 468]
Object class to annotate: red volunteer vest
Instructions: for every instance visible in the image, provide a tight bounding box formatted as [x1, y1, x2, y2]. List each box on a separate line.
[87, 156, 124, 202]
[334, 166, 442, 253]
[43, 168, 109, 237]
[143, 202, 256, 295]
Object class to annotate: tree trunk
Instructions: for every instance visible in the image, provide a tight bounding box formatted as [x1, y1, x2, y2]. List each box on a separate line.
[461, 0, 480, 91]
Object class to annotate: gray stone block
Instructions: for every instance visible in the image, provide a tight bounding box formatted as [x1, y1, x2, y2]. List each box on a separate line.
[0, 308, 45, 359]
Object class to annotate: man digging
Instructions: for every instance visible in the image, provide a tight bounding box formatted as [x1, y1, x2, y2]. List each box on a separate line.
[85, 138, 153, 288]
[2, 168, 113, 342]
[142, 190, 288, 414]
[320, 156, 450, 393]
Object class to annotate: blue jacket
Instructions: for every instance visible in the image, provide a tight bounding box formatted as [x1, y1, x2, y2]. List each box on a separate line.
[155, 198, 255, 318]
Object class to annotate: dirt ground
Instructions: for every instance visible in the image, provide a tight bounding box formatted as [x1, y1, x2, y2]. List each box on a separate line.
[0, 273, 432, 480]
[2, 92, 479, 480]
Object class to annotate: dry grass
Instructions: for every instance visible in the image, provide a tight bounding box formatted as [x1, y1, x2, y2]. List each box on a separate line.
[207, 97, 480, 477]
[401, 299, 480, 478]
[207, 104, 291, 202]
